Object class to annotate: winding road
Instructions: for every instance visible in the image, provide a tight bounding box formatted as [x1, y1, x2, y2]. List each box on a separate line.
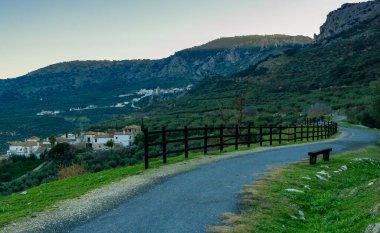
[69, 128, 378, 233]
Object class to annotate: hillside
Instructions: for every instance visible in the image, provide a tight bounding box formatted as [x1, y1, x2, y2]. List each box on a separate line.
[105, 0, 380, 131]
[0, 35, 311, 152]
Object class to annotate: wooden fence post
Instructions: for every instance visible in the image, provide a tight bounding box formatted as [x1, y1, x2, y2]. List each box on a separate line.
[220, 124, 224, 152]
[260, 126, 263, 146]
[247, 124, 251, 148]
[144, 128, 149, 169]
[307, 124, 309, 141]
[279, 126, 282, 144]
[270, 126, 273, 146]
[162, 126, 167, 164]
[294, 125, 297, 142]
[317, 124, 320, 140]
[312, 124, 315, 141]
[235, 125, 239, 150]
[287, 127, 290, 142]
[324, 121, 327, 139]
[184, 126, 189, 158]
[204, 125, 208, 154]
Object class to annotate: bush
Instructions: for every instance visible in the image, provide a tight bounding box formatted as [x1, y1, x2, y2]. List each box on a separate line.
[57, 164, 87, 180]
[47, 143, 75, 165]
[0, 172, 12, 182]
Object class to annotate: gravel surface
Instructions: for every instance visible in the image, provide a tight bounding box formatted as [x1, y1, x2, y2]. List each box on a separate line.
[1, 128, 378, 233]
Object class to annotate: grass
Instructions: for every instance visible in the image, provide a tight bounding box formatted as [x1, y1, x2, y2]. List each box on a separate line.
[0, 131, 339, 228]
[209, 136, 380, 232]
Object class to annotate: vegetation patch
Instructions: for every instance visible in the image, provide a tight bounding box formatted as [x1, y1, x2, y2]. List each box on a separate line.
[210, 139, 380, 232]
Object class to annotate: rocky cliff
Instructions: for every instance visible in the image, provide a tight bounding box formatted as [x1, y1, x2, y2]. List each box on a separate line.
[316, 0, 380, 42]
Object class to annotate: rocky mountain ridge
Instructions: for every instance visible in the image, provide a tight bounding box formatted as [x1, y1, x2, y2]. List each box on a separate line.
[0, 35, 311, 101]
[316, 0, 380, 42]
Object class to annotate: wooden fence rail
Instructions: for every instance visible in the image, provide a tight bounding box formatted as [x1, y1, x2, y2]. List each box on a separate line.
[143, 120, 338, 169]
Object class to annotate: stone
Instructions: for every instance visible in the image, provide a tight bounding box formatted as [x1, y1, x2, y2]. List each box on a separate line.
[372, 204, 380, 218]
[301, 176, 311, 180]
[316, 175, 328, 181]
[299, 210, 306, 220]
[365, 223, 380, 233]
[285, 188, 304, 193]
[21, 191, 27, 195]
[317, 170, 331, 178]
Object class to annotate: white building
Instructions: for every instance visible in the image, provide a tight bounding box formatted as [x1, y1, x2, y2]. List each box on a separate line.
[7, 137, 42, 157]
[113, 133, 133, 147]
[81, 126, 141, 150]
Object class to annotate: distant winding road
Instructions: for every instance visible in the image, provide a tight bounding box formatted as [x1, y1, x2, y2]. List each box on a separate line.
[68, 128, 378, 233]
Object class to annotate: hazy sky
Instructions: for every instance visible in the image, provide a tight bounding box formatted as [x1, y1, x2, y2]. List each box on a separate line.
[0, 0, 364, 79]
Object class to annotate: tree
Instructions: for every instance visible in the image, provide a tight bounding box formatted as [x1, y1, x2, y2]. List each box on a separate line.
[48, 136, 56, 146]
[46, 143, 74, 165]
[369, 79, 380, 124]
[105, 140, 114, 148]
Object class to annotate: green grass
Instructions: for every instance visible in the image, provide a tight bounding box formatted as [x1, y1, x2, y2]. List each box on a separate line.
[210, 138, 380, 232]
[0, 130, 338, 228]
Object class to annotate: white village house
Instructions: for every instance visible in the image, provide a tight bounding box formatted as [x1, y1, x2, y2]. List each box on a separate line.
[83, 125, 142, 150]
[7, 136, 49, 158]
[6, 125, 142, 158]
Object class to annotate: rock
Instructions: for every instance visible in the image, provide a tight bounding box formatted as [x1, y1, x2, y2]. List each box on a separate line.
[304, 185, 311, 190]
[290, 215, 298, 220]
[320, 165, 330, 169]
[299, 210, 306, 220]
[365, 223, 380, 233]
[369, 182, 374, 186]
[317, 170, 331, 178]
[353, 158, 371, 161]
[301, 176, 311, 180]
[315, 1, 380, 42]
[316, 175, 328, 181]
[21, 191, 27, 195]
[372, 204, 380, 218]
[341, 165, 348, 171]
[285, 188, 304, 193]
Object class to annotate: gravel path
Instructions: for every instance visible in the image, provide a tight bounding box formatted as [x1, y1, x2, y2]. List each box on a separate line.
[1, 128, 378, 233]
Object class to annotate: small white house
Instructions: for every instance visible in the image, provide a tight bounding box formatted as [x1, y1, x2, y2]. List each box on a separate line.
[7, 141, 39, 156]
[113, 133, 133, 147]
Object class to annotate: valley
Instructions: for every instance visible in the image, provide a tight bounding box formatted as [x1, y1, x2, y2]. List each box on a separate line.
[0, 35, 311, 152]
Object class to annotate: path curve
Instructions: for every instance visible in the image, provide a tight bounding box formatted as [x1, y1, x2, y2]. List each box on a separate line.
[68, 128, 378, 233]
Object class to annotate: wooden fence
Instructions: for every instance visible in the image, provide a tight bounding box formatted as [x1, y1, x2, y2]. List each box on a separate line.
[143, 120, 338, 168]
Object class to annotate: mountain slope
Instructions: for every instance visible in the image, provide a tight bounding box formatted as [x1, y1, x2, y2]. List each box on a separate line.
[129, 1, 380, 130]
[0, 35, 311, 152]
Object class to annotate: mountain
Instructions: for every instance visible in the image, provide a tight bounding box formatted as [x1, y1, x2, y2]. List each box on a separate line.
[115, 0, 380, 130]
[316, 0, 380, 42]
[0, 35, 311, 152]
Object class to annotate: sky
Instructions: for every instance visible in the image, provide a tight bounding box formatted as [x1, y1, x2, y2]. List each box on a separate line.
[0, 0, 364, 79]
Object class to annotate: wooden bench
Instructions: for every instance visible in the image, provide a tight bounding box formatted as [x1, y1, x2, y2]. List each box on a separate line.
[308, 148, 332, 164]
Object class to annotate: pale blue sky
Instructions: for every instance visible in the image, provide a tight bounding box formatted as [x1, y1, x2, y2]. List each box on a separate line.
[0, 0, 363, 79]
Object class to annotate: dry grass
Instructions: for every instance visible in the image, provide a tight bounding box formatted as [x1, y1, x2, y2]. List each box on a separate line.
[58, 164, 87, 179]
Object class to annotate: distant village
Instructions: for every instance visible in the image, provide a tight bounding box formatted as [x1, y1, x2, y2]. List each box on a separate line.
[6, 125, 142, 159]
